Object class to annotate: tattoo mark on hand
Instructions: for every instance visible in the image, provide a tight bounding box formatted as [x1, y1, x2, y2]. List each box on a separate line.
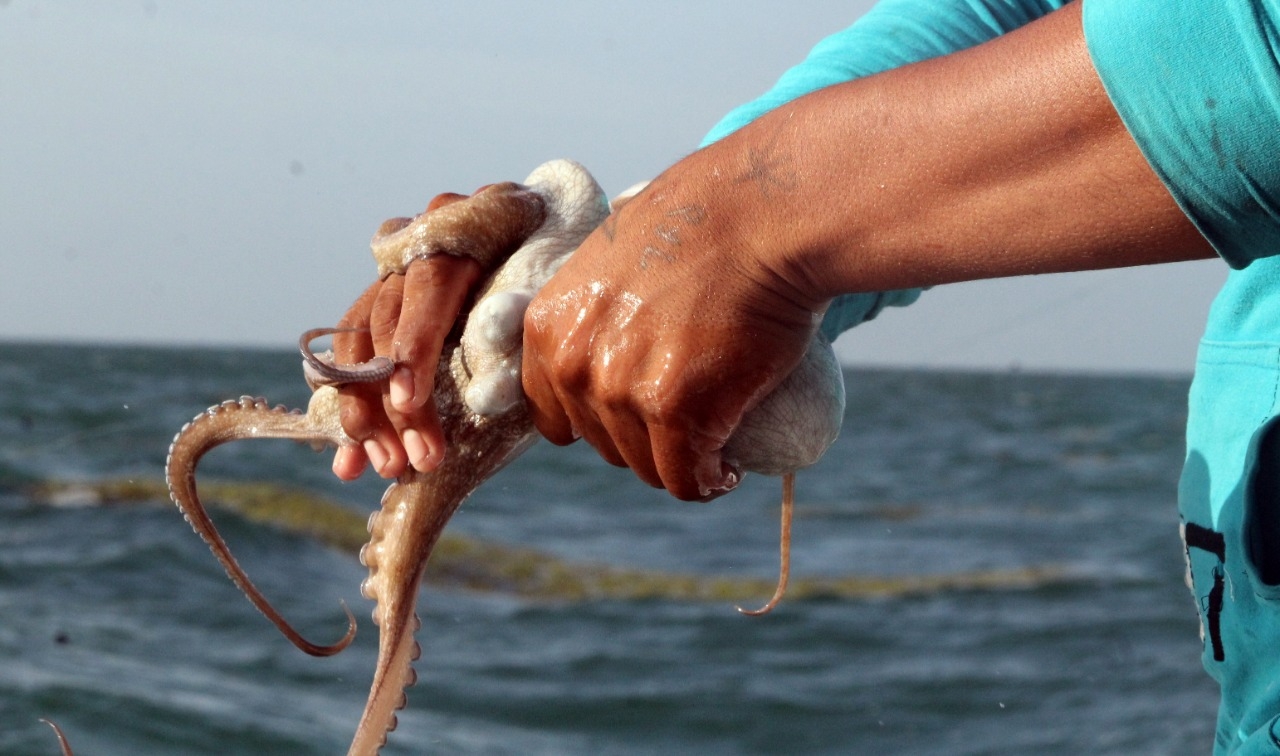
[667, 205, 707, 226]
[734, 131, 798, 198]
[640, 245, 676, 270]
[639, 205, 707, 269]
[601, 213, 619, 243]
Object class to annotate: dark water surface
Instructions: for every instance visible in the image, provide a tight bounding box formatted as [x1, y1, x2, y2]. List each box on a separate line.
[0, 342, 1217, 754]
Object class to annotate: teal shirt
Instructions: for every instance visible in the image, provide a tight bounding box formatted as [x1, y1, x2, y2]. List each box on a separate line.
[707, 0, 1280, 752]
[1087, 0, 1280, 752]
[1083, 0, 1280, 751]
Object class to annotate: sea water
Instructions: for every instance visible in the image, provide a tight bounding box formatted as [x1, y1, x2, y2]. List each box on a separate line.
[0, 342, 1217, 754]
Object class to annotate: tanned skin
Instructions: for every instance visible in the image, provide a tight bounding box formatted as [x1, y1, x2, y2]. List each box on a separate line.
[330, 3, 1213, 499]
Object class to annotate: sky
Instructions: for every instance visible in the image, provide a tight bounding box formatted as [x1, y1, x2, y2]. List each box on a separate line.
[0, 0, 1226, 375]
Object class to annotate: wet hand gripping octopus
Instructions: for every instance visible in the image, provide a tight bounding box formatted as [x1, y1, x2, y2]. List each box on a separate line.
[164, 160, 845, 755]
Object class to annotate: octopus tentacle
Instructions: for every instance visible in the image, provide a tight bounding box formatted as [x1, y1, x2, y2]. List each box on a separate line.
[170, 160, 847, 755]
[347, 349, 538, 755]
[166, 394, 356, 656]
[369, 181, 548, 279]
[40, 718, 73, 756]
[736, 472, 795, 616]
[347, 478, 435, 755]
[299, 327, 395, 387]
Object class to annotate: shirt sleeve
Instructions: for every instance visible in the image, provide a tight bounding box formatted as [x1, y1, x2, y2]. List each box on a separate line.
[1084, 0, 1280, 270]
[699, 0, 1070, 340]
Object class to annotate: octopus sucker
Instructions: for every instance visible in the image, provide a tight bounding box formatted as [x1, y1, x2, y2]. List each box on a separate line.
[736, 472, 795, 616]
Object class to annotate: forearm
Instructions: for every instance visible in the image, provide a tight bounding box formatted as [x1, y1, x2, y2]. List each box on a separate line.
[705, 0, 1073, 337]
[676, 2, 1213, 310]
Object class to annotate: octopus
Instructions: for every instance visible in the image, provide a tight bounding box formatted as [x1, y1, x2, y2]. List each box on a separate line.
[164, 160, 845, 755]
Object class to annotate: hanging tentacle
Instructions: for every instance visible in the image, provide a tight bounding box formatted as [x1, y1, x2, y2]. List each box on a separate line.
[39, 719, 73, 756]
[166, 393, 356, 656]
[737, 472, 796, 616]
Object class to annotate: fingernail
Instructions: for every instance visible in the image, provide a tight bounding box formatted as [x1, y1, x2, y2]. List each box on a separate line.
[404, 429, 429, 471]
[363, 439, 389, 474]
[332, 446, 366, 481]
[390, 367, 414, 410]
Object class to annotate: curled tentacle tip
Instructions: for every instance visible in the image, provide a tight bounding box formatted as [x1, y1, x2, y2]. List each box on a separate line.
[298, 599, 358, 657]
[735, 599, 782, 617]
[331, 599, 359, 652]
[299, 327, 396, 387]
[39, 718, 73, 756]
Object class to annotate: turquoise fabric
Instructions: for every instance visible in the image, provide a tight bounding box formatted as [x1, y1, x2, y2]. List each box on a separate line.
[1180, 333, 1280, 754]
[698, 0, 1068, 341]
[1084, 0, 1280, 271]
[1085, 0, 1280, 750]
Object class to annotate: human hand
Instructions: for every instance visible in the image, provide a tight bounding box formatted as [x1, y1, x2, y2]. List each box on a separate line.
[330, 161, 608, 481]
[329, 190, 490, 481]
[521, 166, 827, 501]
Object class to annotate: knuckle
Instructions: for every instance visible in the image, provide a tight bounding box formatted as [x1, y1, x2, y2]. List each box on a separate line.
[595, 373, 634, 414]
[643, 390, 689, 428]
[522, 301, 550, 340]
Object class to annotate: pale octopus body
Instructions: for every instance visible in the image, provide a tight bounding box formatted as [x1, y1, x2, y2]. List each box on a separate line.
[165, 160, 845, 754]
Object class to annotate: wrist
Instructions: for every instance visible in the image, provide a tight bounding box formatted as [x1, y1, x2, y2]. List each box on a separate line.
[672, 129, 836, 317]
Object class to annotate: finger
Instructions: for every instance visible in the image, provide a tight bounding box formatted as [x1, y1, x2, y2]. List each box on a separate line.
[331, 281, 386, 478]
[649, 423, 741, 502]
[569, 402, 626, 469]
[397, 412, 447, 473]
[389, 255, 485, 414]
[520, 300, 579, 445]
[332, 445, 369, 481]
[390, 254, 485, 472]
[525, 381, 576, 446]
[341, 275, 409, 473]
[368, 274, 406, 357]
[596, 407, 664, 489]
[333, 281, 387, 440]
[521, 342, 578, 446]
[364, 422, 409, 479]
[426, 192, 468, 212]
[526, 353, 638, 474]
[387, 191, 479, 413]
[334, 280, 379, 357]
[589, 364, 664, 486]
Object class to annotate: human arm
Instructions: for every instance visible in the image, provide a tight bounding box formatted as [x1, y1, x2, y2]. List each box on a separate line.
[519, 2, 1215, 500]
[704, 0, 1076, 339]
[330, 0, 1075, 480]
